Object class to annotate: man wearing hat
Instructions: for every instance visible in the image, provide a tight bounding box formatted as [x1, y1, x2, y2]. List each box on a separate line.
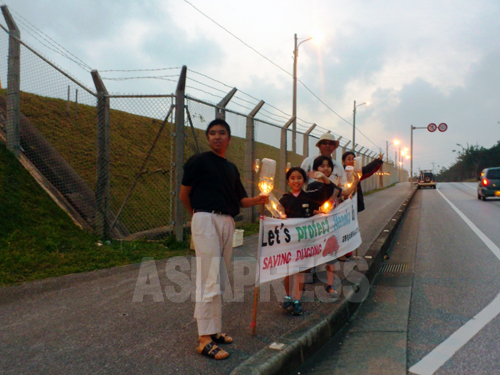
[300, 132, 346, 187]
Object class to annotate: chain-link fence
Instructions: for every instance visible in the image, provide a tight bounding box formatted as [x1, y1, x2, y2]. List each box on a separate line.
[0, 20, 179, 239]
[106, 95, 174, 238]
[1, 7, 407, 241]
[0, 23, 100, 229]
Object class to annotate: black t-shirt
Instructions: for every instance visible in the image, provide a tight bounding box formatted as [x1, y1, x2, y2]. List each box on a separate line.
[181, 151, 248, 217]
[279, 183, 334, 219]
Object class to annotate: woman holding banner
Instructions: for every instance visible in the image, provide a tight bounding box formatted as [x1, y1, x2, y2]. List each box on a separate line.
[309, 156, 360, 296]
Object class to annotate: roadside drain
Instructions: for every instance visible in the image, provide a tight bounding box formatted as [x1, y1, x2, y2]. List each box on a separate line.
[380, 263, 408, 273]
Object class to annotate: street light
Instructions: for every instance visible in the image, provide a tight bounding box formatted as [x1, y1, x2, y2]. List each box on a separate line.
[292, 33, 313, 154]
[399, 155, 410, 181]
[352, 100, 370, 151]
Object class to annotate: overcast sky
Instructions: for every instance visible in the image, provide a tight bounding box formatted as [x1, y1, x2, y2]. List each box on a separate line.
[2, 0, 500, 173]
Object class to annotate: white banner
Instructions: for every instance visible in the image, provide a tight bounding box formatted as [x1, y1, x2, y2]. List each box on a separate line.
[257, 198, 362, 284]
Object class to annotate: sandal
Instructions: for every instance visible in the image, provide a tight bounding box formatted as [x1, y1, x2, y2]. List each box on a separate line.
[210, 333, 233, 344]
[196, 341, 229, 360]
[324, 284, 339, 297]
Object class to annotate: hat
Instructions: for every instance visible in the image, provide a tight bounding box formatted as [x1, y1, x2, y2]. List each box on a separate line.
[315, 132, 339, 147]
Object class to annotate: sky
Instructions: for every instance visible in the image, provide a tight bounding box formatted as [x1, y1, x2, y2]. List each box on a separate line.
[1, 0, 500, 175]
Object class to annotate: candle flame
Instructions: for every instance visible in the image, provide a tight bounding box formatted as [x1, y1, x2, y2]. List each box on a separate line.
[320, 200, 333, 213]
[258, 181, 273, 194]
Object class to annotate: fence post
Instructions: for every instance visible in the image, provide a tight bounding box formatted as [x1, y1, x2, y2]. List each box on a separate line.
[342, 140, 351, 158]
[302, 123, 316, 159]
[1, 6, 21, 157]
[66, 85, 70, 115]
[174, 66, 187, 241]
[333, 136, 342, 161]
[363, 151, 370, 191]
[243, 100, 265, 223]
[380, 161, 386, 188]
[91, 70, 111, 239]
[278, 117, 295, 194]
[365, 152, 372, 188]
[215, 88, 237, 120]
[75, 88, 78, 117]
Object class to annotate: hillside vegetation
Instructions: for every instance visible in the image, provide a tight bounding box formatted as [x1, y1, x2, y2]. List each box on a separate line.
[0, 143, 192, 286]
[0, 89, 299, 285]
[5, 90, 299, 235]
[437, 142, 500, 181]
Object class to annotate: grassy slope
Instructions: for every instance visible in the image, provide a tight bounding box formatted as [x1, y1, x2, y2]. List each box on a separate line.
[0, 143, 191, 286]
[0, 91, 299, 286]
[10, 90, 297, 234]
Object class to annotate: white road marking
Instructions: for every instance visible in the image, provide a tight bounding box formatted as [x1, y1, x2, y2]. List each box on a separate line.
[462, 182, 477, 191]
[409, 184, 500, 375]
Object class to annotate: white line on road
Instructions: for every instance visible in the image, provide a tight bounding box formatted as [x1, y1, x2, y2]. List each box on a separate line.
[409, 185, 500, 375]
[462, 183, 477, 191]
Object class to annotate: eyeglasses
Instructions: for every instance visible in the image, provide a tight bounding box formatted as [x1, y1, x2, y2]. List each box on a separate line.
[320, 141, 336, 146]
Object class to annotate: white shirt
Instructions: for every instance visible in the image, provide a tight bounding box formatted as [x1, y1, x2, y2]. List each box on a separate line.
[300, 155, 347, 187]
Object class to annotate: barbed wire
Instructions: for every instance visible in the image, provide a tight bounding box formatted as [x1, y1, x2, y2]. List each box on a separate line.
[182, 0, 382, 151]
[186, 85, 225, 100]
[102, 75, 180, 81]
[186, 76, 228, 94]
[261, 105, 289, 118]
[233, 95, 259, 107]
[100, 67, 181, 72]
[2, 2, 383, 152]
[188, 69, 234, 89]
[226, 100, 253, 113]
[8, 6, 93, 72]
[258, 109, 290, 123]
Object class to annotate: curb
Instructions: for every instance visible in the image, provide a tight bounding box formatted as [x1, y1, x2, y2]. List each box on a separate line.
[230, 186, 418, 375]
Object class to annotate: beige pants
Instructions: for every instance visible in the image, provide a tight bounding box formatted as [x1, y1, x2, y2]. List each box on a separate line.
[191, 212, 235, 336]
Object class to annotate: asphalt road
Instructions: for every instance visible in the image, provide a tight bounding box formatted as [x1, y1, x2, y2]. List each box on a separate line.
[409, 182, 500, 375]
[0, 183, 414, 375]
[295, 182, 500, 375]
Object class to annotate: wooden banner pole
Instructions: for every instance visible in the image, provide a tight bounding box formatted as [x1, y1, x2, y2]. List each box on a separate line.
[251, 203, 265, 335]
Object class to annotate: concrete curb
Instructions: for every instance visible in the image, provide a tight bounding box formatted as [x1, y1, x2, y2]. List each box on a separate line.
[230, 186, 418, 375]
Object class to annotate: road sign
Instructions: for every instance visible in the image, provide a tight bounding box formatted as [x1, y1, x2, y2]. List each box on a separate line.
[438, 123, 448, 132]
[427, 123, 437, 132]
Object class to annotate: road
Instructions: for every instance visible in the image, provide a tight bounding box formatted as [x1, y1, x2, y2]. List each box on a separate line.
[296, 182, 500, 375]
[0, 182, 414, 375]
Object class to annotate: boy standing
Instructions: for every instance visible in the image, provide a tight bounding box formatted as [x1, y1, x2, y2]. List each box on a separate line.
[179, 119, 268, 360]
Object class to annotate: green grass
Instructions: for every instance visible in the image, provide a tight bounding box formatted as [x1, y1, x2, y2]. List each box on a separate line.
[2, 90, 297, 235]
[0, 143, 191, 286]
[237, 221, 260, 237]
[0, 89, 300, 286]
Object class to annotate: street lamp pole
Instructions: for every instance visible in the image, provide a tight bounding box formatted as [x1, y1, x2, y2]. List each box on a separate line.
[352, 100, 369, 151]
[399, 147, 401, 182]
[411, 125, 415, 183]
[410, 124, 427, 184]
[292, 33, 312, 155]
[352, 100, 357, 151]
[292, 34, 298, 155]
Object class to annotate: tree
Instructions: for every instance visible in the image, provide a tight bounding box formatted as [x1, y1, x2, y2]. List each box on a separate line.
[436, 141, 500, 181]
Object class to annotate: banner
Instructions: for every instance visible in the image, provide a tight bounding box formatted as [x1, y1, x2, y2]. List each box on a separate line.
[257, 197, 361, 284]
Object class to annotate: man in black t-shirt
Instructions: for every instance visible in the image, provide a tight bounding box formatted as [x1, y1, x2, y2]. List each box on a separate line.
[180, 119, 268, 360]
